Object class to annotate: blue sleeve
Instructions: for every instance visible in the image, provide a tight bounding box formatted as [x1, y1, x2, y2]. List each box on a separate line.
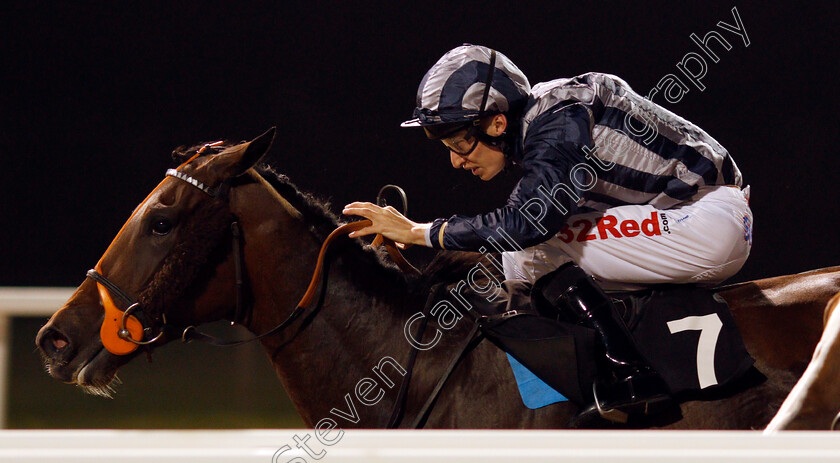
[429, 103, 594, 251]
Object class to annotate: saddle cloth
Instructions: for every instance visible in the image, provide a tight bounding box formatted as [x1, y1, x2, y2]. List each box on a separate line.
[506, 353, 568, 409]
[469, 280, 755, 408]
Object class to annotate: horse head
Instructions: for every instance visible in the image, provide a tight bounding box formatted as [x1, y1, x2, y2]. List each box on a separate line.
[35, 128, 277, 396]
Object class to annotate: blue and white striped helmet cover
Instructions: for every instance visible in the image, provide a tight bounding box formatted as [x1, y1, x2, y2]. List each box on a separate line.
[401, 44, 531, 127]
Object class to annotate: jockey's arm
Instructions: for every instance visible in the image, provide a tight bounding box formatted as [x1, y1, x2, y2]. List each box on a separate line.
[423, 105, 592, 251]
[343, 104, 592, 250]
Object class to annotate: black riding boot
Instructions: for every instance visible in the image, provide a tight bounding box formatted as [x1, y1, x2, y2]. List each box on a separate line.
[536, 263, 674, 424]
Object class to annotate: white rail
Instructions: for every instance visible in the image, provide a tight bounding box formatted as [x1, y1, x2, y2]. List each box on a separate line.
[0, 429, 839, 462]
[1, 289, 839, 461]
[0, 287, 74, 428]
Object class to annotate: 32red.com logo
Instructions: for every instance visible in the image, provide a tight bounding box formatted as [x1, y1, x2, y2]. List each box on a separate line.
[557, 212, 668, 243]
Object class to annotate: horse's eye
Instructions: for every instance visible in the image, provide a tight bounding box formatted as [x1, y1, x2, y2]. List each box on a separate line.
[151, 219, 173, 236]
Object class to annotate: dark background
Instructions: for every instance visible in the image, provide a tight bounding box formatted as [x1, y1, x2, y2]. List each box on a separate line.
[2, 2, 838, 287]
[1, 1, 838, 428]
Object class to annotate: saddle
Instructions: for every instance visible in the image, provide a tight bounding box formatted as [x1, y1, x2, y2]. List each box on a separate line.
[465, 280, 755, 408]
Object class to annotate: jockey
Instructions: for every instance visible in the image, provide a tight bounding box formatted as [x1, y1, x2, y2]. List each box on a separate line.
[343, 44, 752, 422]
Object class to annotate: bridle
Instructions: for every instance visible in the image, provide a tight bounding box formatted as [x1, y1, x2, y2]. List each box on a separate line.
[86, 141, 240, 355]
[88, 145, 418, 355]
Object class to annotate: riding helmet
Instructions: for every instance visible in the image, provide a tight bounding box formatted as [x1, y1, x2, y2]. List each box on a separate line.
[400, 44, 531, 132]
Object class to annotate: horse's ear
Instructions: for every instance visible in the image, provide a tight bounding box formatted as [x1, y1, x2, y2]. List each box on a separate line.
[215, 127, 276, 178]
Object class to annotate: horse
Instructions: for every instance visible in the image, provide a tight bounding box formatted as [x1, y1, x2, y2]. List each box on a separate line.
[35, 129, 840, 429]
[764, 291, 840, 431]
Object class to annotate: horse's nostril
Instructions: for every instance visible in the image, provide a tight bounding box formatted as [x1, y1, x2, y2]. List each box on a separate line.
[52, 334, 69, 350]
[38, 327, 71, 358]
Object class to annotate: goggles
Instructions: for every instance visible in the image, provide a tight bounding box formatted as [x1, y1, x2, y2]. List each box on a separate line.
[441, 126, 480, 156]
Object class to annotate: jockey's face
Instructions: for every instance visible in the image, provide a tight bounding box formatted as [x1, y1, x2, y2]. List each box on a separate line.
[445, 114, 507, 181]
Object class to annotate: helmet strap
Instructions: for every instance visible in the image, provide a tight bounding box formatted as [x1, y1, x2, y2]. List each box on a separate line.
[474, 50, 510, 152]
[476, 50, 497, 121]
[472, 127, 505, 148]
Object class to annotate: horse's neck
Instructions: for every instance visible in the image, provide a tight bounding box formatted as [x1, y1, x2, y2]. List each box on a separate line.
[234, 178, 416, 426]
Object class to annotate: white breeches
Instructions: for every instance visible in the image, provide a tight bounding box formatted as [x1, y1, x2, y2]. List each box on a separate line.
[503, 185, 753, 290]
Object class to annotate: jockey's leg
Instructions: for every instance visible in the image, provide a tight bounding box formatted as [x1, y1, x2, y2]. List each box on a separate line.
[536, 262, 674, 423]
[502, 185, 753, 289]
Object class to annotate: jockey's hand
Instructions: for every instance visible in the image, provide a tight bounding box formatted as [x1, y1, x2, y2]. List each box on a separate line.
[342, 202, 431, 247]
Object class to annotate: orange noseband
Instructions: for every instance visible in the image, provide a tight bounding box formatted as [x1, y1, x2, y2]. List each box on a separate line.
[96, 280, 144, 355]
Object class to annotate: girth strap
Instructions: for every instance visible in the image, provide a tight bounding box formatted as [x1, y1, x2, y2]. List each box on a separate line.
[387, 283, 442, 428]
[386, 281, 485, 429]
[411, 323, 483, 429]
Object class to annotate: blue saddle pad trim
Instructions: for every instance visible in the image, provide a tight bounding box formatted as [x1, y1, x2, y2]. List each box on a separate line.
[506, 353, 568, 409]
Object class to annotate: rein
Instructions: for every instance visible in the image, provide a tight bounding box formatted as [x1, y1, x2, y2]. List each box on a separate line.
[180, 219, 389, 347]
